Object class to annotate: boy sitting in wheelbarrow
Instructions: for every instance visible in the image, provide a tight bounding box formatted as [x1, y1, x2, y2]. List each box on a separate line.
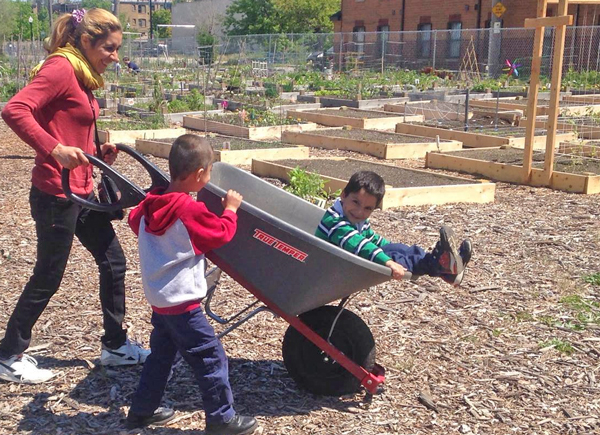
[125, 134, 257, 435]
[316, 171, 472, 285]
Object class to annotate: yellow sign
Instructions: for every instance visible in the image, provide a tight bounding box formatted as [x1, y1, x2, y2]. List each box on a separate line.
[492, 2, 507, 18]
[492, 2, 506, 18]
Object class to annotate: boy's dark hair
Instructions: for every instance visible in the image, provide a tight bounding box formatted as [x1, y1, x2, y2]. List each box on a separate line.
[169, 134, 214, 181]
[343, 171, 386, 207]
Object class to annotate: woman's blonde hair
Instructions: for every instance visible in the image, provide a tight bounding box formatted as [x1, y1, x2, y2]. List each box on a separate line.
[49, 8, 121, 52]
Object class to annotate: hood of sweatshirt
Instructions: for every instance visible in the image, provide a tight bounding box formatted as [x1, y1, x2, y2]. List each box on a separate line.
[140, 188, 192, 236]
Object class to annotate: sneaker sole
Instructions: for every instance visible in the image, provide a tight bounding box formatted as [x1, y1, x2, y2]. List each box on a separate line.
[461, 239, 473, 268]
[439, 226, 463, 275]
[0, 371, 55, 384]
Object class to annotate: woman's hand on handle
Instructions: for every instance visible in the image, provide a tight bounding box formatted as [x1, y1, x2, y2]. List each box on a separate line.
[101, 143, 118, 165]
[51, 144, 89, 170]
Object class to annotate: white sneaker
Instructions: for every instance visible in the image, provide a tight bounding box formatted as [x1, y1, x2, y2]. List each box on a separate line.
[0, 353, 55, 384]
[100, 338, 150, 366]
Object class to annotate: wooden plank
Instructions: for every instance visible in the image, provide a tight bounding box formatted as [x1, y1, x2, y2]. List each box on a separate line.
[542, 0, 570, 183]
[562, 94, 600, 104]
[523, 0, 549, 181]
[395, 123, 509, 147]
[426, 152, 527, 184]
[282, 130, 462, 159]
[383, 103, 469, 121]
[382, 183, 496, 208]
[426, 151, 598, 194]
[524, 15, 573, 28]
[98, 127, 187, 144]
[287, 109, 414, 130]
[183, 115, 317, 140]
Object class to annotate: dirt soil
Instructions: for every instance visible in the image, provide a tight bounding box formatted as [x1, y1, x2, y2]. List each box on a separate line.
[146, 136, 295, 151]
[445, 148, 600, 175]
[419, 120, 549, 137]
[306, 129, 450, 144]
[275, 159, 475, 187]
[305, 109, 402, 119]
[1, 119, 600, 435]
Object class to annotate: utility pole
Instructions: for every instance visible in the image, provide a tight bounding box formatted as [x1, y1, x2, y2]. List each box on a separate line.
[487, 1, 504, 77]
[149, 0, 153, 41]
[47, 0, 52, 31]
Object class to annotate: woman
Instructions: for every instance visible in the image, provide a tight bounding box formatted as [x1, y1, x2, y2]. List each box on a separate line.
[0, 8, 149, 384]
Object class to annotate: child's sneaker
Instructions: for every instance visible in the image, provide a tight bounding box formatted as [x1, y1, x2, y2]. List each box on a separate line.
[432, 226, 463, 275]
[126, 407, 175, 429]
[441, 239, 473, 287]
[100, 338, 150, 366]
[0, 353, 55, 384]
[206, 415, 258, 435]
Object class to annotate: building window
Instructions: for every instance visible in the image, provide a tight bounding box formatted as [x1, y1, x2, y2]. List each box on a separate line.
[377, 25, 390, 58]
[138, 5, 146, 14]
[353, 26, 366, 54]
[448, 21, 462, 58]
[139, 19, 147, 28]
[417, 23, 432, 58]
[132, 19, 137, 26]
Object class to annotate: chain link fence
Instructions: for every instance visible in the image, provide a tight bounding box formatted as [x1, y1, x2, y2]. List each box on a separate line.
[3, 26, 600, 92]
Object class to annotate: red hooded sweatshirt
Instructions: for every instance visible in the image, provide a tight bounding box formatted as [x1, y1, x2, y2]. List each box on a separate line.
[129, 188, 238, 314]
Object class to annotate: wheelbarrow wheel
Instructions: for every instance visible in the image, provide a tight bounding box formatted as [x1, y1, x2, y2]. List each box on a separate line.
[282, 305, 375, 396]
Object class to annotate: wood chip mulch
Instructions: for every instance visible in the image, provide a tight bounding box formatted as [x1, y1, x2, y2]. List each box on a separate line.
[1, 121, 599, 435]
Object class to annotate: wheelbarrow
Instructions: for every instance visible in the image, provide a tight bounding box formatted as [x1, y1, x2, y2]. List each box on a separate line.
[62, 144, 412, 396]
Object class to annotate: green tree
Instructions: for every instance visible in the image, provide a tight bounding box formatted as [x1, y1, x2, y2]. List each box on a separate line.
[0, 0, 18, 39]
[273, 0, 339, 33]
[81, 0, 113, 11]
[224, 0, 340, 35]
[152, 8, 171, 38]
[223, 0, 281, 35]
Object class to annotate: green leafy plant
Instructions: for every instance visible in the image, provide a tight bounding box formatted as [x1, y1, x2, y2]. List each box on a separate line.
[539, 339, 575, 355]
[284, 166, 339, 206]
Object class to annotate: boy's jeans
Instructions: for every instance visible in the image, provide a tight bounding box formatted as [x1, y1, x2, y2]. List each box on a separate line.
[382, 243, 437, 276]
[129, 309, 235, 424]
[0, 186, 127, 359]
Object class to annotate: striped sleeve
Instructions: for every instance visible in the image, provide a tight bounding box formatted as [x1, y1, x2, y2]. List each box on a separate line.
[316, 211, 391, 265]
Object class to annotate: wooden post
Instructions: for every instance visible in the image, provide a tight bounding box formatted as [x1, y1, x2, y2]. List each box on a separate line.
[542, 0, 570, 184]
[522, 0, 548, 183]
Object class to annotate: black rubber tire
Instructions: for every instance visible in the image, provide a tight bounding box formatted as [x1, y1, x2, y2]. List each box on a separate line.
[282, 305, 376, 396]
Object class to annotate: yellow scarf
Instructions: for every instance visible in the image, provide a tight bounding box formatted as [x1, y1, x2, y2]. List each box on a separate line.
[30, 43, 104, 90]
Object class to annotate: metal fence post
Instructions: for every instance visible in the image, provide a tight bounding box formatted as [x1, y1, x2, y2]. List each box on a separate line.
[432, 31, 437, 70]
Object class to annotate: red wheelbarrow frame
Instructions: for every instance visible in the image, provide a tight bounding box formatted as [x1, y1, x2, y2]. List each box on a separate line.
[206, 252, 386, 394]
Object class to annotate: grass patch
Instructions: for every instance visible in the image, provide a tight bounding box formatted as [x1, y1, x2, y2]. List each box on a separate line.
[557, 294, 600, 330]
[514, 311, 534, 322]
[539, 339, 575, 355]
[583, 273, 600, 286]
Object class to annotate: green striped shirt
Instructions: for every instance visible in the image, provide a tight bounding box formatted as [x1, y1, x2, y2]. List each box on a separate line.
[315, 198, 391, 265]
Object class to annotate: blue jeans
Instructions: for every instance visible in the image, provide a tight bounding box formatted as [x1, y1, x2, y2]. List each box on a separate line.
[382, 243, 437, 276]
[0, 186, 127, 358]
[129, 309, 235, 424]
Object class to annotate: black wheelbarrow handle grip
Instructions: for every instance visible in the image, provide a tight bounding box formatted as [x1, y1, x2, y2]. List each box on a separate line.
[61, 144, 170, 212]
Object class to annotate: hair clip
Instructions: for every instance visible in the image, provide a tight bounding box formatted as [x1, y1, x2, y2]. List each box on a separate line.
[72, 9, 86, 26]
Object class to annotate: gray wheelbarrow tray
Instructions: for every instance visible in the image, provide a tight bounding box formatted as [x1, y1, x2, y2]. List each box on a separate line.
[62, 147, 411, 396]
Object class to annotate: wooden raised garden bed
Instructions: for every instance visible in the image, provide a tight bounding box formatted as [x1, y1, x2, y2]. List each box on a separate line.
[136, 135, 309, 166]
[281, 128, 462, 159]
[98, 127, 187, 144]
[182, 115, 318, 140]
[296, 94, 409, 109]
[562, 94, 600, 105]
[425, 147, 600, 194]
[252, 158, 495, 209]
[522, 116, 600, 139]
[395, 123, 576, 149]
[383, 101, 471, 122]
[469, 98, 600, 117]
[287, 108, 423, 130]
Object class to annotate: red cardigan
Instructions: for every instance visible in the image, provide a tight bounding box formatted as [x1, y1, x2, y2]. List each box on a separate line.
[1, 56, 98, 197]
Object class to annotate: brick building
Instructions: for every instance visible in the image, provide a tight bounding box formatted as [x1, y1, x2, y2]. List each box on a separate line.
[331, 0, 599, 34]
[330, 0, 600, 73]
[116, 0, 172, 38]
